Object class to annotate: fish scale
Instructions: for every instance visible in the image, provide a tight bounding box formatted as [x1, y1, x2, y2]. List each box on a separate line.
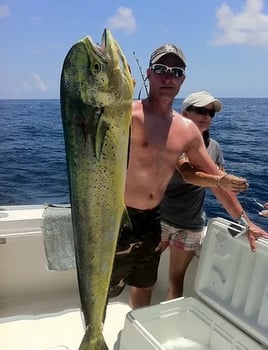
[60, 28, 134, 350]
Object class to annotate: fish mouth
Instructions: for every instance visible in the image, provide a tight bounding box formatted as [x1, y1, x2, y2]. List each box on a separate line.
[101, 28, 111, 53]
[92, 28, 134, 99]
[89, 28, 121, 67]
[84, 28, 130, 77]
[101, 28, 134, 92]
[101, 28, 120, 66]
[84, 28, 112, 63]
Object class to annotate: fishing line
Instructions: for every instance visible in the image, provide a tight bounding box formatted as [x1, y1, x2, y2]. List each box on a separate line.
[253, 198, 264, 209]
[239, 189, 264, 214]
[133, 51, 148, 98]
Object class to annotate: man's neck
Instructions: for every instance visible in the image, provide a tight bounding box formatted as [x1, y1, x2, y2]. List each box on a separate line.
[145, 95, 174, 117]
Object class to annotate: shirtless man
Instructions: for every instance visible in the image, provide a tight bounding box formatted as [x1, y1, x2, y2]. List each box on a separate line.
[109, 44, 268, 309]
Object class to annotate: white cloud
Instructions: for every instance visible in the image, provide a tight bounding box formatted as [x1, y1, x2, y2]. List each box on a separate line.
[211, 0, 268, 46]
[107, 6, 136, 34]
[18, 73, 47, 93]
[31, 73, 47, 92]
[0, 73, 51, 98]
[0, 4, 10, 19]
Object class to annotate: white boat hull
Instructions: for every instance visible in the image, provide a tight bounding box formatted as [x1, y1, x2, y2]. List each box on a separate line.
[0, 205, 199, 350]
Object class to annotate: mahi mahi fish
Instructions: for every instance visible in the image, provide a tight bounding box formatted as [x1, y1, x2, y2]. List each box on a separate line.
[60, 29, 134, 350]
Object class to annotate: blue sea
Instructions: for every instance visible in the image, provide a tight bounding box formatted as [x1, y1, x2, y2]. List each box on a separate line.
[0, 98, 267, 229]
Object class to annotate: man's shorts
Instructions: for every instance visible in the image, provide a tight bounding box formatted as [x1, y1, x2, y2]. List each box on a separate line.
[161, 220, 203, 251]
[109, 206, 161, 298]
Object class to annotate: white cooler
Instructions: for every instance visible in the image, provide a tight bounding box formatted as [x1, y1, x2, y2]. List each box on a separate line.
[119, 217, 268, 350]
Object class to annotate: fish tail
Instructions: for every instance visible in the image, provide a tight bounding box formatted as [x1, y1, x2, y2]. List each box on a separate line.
[79, 329, 108, 350]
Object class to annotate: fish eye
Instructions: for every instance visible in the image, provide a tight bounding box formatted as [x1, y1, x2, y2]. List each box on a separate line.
[93, 62, 101, 73]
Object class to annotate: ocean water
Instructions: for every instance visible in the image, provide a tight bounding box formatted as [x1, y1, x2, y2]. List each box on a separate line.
[0, 98, 267, 229]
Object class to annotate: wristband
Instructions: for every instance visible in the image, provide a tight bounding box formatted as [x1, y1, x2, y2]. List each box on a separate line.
[216, 174, 227, 189]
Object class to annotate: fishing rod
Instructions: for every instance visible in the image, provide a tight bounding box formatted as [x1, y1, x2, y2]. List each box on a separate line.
[133, 51, 149, 98]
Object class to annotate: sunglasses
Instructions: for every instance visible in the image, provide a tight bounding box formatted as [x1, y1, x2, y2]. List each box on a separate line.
[186, 106, 215, 118]
[150, 64, 185, 78]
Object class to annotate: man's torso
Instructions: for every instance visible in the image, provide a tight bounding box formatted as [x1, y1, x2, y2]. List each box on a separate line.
[125, 99, 197, 209]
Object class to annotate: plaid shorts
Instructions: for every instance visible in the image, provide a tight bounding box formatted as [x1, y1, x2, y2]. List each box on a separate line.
[161, 220, 203, 251]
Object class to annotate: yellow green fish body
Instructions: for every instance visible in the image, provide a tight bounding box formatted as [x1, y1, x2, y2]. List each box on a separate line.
[60, 29, 134, 349]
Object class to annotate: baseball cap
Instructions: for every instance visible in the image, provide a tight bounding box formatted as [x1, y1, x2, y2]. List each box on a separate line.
[149, 44, 186, 68]
[182, 91, 222, 112]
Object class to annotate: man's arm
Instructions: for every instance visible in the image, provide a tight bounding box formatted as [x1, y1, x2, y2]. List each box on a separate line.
[177, 158, 248, 193]
[185, 127, 268, 252]
[210, 187, 268, 252]
[259, 203, 268, 218]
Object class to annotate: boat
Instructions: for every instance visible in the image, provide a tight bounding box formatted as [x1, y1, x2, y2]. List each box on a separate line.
[0, 204, 198, 350]
[1, 205, 268, 350]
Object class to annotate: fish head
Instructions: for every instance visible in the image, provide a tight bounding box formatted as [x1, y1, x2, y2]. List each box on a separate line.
[61, 28, 134, 108]
[100, 28, 135, 104]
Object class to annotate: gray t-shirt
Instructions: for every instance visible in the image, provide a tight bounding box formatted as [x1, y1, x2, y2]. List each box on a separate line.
[160, 138, 224, 231]
[207, 138, 224, 169]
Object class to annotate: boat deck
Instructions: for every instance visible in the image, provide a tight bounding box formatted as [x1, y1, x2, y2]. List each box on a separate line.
[0, 205, 198, 350]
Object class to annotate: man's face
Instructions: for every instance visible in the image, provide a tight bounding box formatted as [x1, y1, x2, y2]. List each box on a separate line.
[147, 54, 185, 99]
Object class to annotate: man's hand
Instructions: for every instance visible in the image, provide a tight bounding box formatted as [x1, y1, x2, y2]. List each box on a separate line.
[218, 174, 248, 193]
[259, 203, 268, 218]
[247, 222, 268, 252]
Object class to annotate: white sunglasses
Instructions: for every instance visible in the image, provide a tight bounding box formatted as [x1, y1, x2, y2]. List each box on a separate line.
[150, 64, 185, 78]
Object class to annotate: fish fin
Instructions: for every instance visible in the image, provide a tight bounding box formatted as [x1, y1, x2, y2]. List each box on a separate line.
[95, 113, 109, 160]
[79, 330, 108, 350]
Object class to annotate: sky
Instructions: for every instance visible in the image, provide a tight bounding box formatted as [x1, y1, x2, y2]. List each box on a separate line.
[1, 0, 268, 99]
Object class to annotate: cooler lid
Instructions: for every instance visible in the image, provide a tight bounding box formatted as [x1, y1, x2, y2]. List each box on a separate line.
[195, 217, 268, 347]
